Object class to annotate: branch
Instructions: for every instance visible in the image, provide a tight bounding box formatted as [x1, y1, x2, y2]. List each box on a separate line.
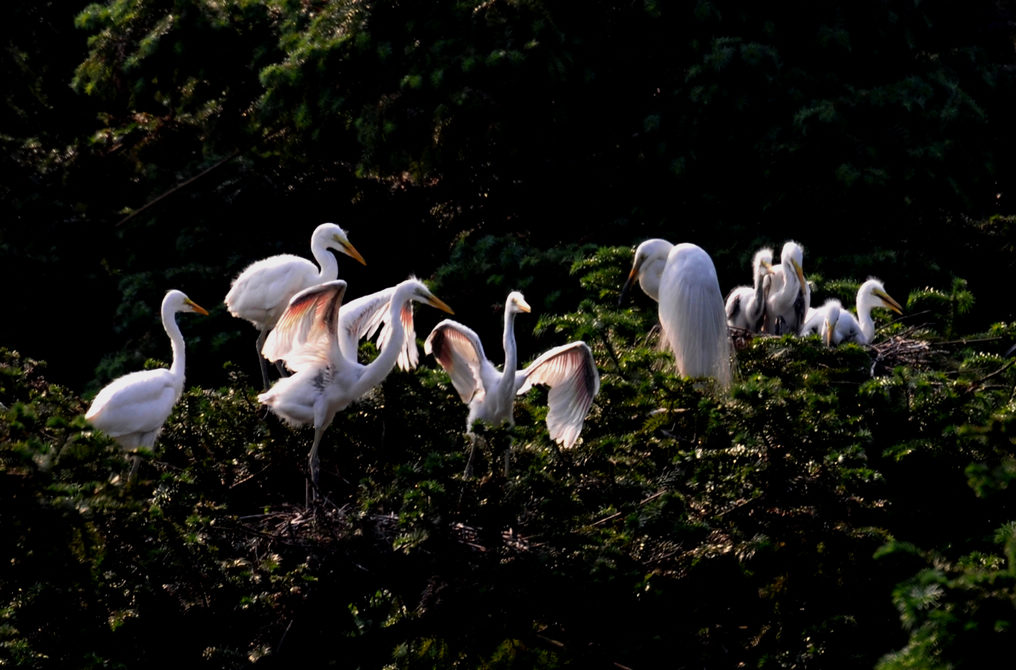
[115, 148, 242, 227]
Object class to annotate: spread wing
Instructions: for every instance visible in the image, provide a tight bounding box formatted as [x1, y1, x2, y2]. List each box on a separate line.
[335, 286, 418, 371]
[261, 280, 347, 372]
[517, 341, 600, 448]
[424, 319, 489, 404]
[336, 287, 395, 360]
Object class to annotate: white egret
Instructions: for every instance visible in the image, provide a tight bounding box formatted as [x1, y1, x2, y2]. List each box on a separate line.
[621, 239, 732, 388]
[725, 247, 774, 332]
[800, 298, 842, 346]
[424, 291, 600, 473]
[85, 290, 208, 475]
[258, 278, 453, 499]
[763, 240, 809, 335]
[822, 278, 903, 345]
[225, 222, 366, 388]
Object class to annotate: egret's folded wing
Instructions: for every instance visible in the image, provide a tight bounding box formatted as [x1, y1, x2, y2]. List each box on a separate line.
[262, 280, 346, 371]
[424, 320, 488, 404]
[517, 341, 600, 448]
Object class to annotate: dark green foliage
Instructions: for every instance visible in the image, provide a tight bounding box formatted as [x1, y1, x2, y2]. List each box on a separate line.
[5, 0, 1016, 667]
[5, 243, 1016, 667]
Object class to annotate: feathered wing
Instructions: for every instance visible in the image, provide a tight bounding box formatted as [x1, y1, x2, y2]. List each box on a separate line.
[658, 244, 732, 387]
[516, 341, 600, 449]
[225, 255, 319, 326]
[85, 369, 180, 443]
[261, 280, 347, 372]
[424, 320, 488, 404]
[337, 286, 418, 370]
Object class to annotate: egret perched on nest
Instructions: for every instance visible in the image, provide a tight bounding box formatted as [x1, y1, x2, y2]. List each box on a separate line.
[763, 240, 809, 335]
[726, 246, 774, 333]
[815, 278, 903, 345]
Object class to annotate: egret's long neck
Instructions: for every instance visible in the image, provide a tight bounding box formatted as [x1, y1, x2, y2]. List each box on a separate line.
[775, 265, 798, 310]
[164, 305, 187, 387]
[499, 308, 520, 397]
[856, 292, 876, 343]
[749, 266, 768, 320]
[355, 290, 409, 395]
[311, 242, 339, 282]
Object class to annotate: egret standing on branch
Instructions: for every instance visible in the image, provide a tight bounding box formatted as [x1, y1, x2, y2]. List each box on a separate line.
[258, 278, 454, 500]
[85, 290, 209, 477]
[225, 222, 366, 389]
[424, 291, 600, 474]
[726, 246, 774, 332]
[621, 239, 732, 388]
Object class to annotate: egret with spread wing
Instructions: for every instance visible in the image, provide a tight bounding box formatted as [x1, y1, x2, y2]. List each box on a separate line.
[763, 240, 809, 335]
[85, 290, 208, 476]
[726, 246, 774, 332]
[225, 222, 366, 388]
[621, 239, 732, 388]
[424, 291, 599, 473]
[258, 278, 453, 499]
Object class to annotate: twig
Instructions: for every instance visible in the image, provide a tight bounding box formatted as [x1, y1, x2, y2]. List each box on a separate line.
[115, 149, 241, 227]
[588, 490, 667, 527]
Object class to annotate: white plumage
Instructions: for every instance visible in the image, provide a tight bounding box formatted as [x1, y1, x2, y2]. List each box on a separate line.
[225, 222, 365, 387]
[763, 240, 810, 335]
[800, 298, 843, 346]
[258, 278, 453, 498]
[726, 246, 774, 332]
[806, 278, 902, 345]
[424, 291, 600, 458]
[85, 290, 208, 466]
[622, 239, 732, 388]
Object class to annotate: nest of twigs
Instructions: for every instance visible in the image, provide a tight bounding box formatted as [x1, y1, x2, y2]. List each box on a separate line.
[869, 331, 944, 372]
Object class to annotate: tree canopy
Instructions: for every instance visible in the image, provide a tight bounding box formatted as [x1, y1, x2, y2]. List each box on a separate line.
[3, 1, 1016, 667]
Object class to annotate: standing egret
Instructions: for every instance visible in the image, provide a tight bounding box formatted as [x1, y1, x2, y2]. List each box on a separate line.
[225, 222, 366, 388]
[85, 290, 208, 476]
[621, 239, 732, 388]
[763, 241, 809, 335]
[424, 291, 600, 473]
[258, 278, 453, 500]
[725, 247, 774, 332]
[823, 278, 903, 345]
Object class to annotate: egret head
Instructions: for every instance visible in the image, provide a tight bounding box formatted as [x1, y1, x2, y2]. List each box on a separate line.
[860, 278, 903, 315]
[314, 222, 366, 266]
[753, 247, 775, 279]
[507, 291, 531, 315]
[164, 290, 209, 316]
[620, 238, 673, 304]
[403, 278, 454, 315]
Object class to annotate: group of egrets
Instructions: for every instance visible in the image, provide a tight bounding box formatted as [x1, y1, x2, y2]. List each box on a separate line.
[721, 239, 904, 346]
[85, 223, 600, 496]
[85, 226, 900, 498]
[621, 238, 903, 391]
